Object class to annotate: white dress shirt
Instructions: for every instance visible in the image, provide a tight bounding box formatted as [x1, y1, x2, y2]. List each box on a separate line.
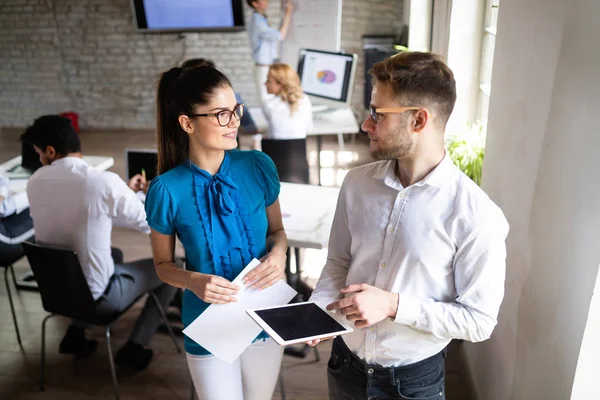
[27, 157, 150, 300]
[0, 174, 28, 218]
[261, 93, 313, 140]
[310, 154, 509, 367]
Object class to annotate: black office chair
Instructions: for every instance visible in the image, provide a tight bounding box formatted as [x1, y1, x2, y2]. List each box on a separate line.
[22, 241, 181, 400]
[0, 241, 25, 347]
[0, 209, 36, 347]
[261, 138, 310, 184]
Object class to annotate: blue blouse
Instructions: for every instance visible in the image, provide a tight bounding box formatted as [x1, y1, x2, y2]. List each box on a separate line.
[145, 150, 280, 355]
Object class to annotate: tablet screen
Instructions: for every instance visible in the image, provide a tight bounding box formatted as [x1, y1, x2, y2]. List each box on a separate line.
[254, 302, 346, 341]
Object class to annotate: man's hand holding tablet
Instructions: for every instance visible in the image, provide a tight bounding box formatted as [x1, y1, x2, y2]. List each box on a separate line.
[303, 283, 400, 346]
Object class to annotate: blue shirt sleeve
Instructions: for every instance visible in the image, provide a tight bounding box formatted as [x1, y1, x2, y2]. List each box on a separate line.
[145, 176, 175, 235]
[235, 92, 258, 133]
[254, 151, 280, 207]
[254, 13, 281, 42]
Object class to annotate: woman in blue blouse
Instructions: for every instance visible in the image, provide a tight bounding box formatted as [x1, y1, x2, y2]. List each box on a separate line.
[145, 66, 288, 400]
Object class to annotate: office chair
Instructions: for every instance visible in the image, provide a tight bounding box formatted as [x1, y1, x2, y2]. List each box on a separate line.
[261, 138, 310, 184]
[0, 209, 36, 347]
[0, 241, 25, 347]
[22, 241, 181, 400]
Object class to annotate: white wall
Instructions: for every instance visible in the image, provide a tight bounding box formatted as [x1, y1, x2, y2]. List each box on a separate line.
[407, 0, 432, 52]
[430, 0, 452, 59]
[446, 0, 485, 132]
[464, 0, 600, 398]
[0, 0, 403, 129]
[571, 267, 600, 399]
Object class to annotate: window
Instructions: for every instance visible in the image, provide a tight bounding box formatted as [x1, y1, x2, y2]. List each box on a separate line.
[476, 0, 499, 124]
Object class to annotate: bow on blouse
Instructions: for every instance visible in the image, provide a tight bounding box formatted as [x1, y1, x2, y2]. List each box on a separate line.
[208, 172, 238, 216]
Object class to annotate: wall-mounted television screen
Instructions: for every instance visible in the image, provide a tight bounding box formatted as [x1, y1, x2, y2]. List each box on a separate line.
[131, 0, 245, 32]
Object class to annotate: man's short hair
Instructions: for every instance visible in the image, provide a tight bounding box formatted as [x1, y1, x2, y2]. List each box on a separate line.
[181, 58, 216, 69]
[369, 52, 457, 129]
[20, 115, 81, 155]
[246, 0, 257, 9]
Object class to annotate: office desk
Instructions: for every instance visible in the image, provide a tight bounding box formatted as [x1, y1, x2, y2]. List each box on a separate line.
[250, 107, 360, 185]
[279, 182, 340, 250]
[279, 182, 339, 294]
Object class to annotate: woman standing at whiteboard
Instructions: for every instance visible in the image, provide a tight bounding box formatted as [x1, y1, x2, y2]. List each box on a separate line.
[261, 63, 313, 184]
[247, 0, 294, 102]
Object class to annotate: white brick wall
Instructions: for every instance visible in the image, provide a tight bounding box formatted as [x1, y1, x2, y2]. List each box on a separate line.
[0, 0, 403, 129]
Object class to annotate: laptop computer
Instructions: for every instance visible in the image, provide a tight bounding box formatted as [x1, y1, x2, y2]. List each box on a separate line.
[3, 142, 43, 179]
[125, 148, 158, 182]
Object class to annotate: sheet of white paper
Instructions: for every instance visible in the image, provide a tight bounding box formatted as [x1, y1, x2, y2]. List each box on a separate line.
[182, 258, 297, 363]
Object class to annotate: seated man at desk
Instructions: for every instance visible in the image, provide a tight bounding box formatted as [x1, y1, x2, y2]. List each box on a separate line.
[23, 115, 176, 371]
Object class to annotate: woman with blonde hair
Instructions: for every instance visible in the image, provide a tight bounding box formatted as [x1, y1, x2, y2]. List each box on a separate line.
[262, 63, 313, 184]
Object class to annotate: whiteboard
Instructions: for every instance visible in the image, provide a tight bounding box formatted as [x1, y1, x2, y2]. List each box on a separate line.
[280, 0, 342, 70]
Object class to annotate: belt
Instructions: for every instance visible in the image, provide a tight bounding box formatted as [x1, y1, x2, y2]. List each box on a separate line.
[95, 272, 134, 304]
[255, 63, 271, 67]
[332, 337, 445, 383]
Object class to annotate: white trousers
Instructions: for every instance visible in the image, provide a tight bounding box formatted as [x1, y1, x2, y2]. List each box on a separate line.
[253, 64, 270, 105]
[187, 338, 284, 400]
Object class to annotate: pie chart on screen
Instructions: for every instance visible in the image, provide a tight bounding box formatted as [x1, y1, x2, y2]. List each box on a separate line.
[316, 70, 336, 84]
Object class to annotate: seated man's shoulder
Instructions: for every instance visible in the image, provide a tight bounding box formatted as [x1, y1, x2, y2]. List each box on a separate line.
[90, 168, 122, 185]
[78, 170, 127, 197]
[27, 164, 53, 184]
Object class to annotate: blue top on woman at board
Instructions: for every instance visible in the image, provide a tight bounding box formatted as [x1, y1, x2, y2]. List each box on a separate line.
[144, 150, 280, 355]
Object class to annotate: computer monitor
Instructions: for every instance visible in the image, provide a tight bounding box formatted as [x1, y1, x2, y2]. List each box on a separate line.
[125, 148, 158, 182]
[297, 49, 358, 110]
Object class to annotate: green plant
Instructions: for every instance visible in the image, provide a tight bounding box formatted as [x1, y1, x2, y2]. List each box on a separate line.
[445, 121, 486, 185]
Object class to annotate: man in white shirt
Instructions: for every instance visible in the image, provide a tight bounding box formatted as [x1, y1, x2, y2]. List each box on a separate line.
[23, 115, 176, 371]
[309, 52, 509, 399]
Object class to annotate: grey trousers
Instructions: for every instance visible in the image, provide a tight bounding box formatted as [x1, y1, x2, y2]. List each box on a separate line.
[92, 250, 177, 347]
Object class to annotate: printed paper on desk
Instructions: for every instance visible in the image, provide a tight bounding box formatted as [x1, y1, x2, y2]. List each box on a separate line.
[182, 258, 297, 363]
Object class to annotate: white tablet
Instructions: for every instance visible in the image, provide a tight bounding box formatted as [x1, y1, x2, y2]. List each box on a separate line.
[247, 301, 353, 346]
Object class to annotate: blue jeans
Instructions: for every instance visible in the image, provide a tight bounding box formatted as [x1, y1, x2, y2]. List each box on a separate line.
[327, 337, 446, 400]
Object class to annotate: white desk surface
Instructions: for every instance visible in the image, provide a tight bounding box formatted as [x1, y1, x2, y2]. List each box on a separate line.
[279, 182, 340, 250]
[249, 106, 359, 136]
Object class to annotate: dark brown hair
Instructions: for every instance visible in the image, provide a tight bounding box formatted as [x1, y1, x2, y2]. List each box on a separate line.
[20, 115, 81, 155]
[369, 52, 456, 128]
[156, 66, 232, 174]
[180, 58, 216, 69]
